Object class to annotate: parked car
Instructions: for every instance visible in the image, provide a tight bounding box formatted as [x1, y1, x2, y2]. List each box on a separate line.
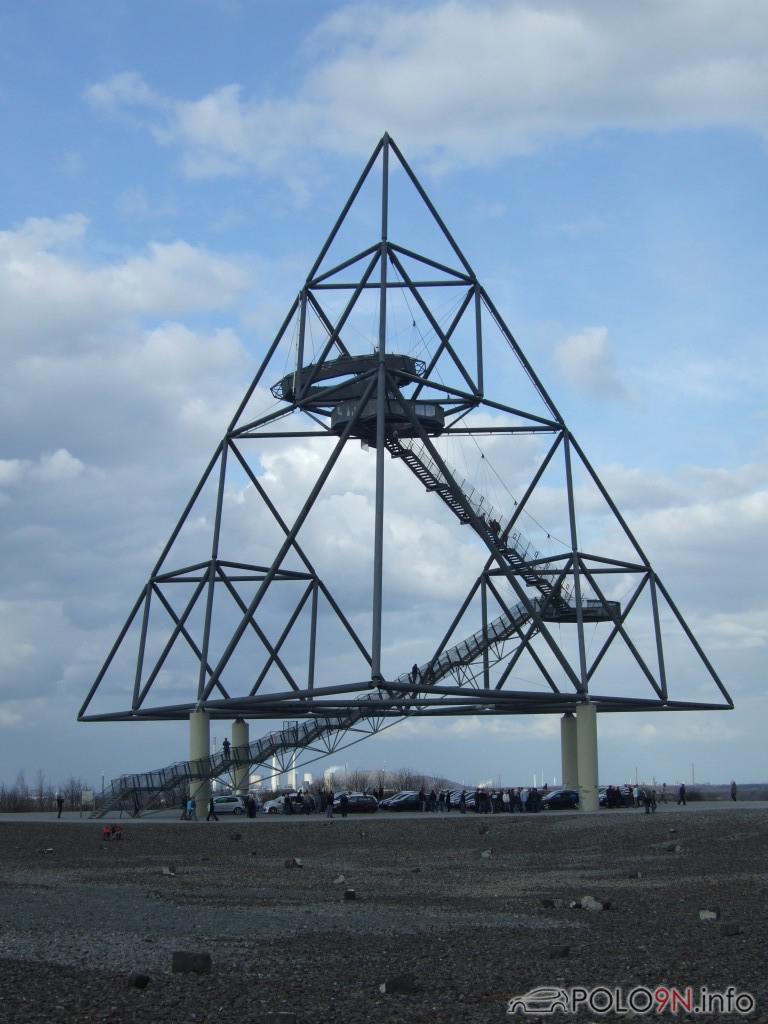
[333, 791, 378, 813]
[448, 790, 479, 811]
[542, 788, 579, 811]
[379, 790, 419, 811]
[263, 792, 307, 815]
[212, 795, 246, 815]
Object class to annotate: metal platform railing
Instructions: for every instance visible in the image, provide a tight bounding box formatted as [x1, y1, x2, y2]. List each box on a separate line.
[385, 436, 571, 604]
[393, 596, 538, 687]
[95, 598, 539, 816]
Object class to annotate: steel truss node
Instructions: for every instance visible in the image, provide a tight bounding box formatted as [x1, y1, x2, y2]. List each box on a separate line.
[81, 135, 732, 807]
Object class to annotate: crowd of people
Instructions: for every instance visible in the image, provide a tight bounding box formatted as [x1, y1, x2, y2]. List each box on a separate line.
[414, 786, 548, 813]
[603, 784, 658, 812]
[178, 778, 707, 821]
[603, 782, 689, 813]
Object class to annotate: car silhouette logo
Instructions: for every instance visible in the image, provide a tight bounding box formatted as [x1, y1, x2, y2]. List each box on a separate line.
[507, 986, 569, 1015]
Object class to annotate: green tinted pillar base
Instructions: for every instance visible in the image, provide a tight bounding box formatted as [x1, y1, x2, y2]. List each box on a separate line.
[231, 718, 250, 794]
[189, 710, 211, 814]
[560, 712, 578, 790]
[576, 703, 599, 812]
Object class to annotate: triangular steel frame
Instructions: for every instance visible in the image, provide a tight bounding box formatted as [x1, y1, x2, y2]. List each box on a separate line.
[79, 134, 732, 725]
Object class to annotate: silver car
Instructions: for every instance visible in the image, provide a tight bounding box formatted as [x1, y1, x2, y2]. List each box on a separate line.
[212, 795, 246, 815]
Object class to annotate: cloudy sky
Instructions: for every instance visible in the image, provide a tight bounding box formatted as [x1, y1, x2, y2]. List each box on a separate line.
[1, 0, 766, 793]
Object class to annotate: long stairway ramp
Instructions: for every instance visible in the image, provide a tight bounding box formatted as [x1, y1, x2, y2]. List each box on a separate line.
[94, 597, 540, 817]
[96, 435, 623, 818]
[392, 595, 540, 689]
[93, 707, 373, 818]
[385, 436, 565, 600]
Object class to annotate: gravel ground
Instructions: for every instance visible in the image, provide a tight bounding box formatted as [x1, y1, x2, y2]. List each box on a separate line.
[0, 808, 766, 1023]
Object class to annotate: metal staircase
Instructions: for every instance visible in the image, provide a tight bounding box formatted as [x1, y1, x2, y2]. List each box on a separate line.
[393, 597, 539, 688]
[94, 597, 539, 817]
[385, 435, 568, 604]
[95, 702, 374, 817]
[96, 432, 620, 818]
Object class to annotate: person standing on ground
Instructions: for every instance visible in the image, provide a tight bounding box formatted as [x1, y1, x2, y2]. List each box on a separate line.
[661, 783, 667, 804]
[459, 790, 466, 814]
[339, 793, 349, 819]
[677, 783, 686, 806]
[206, 796, 218, 821]
[418, 786, 427, 812]
[325, 789, 334, 818]
[730, 780, 737, 801]
[56, 794, 64, 819]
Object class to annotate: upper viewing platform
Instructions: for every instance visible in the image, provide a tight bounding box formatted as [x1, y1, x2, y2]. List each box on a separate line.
[271, 353, 423, 405]
[271, 352, 446, 441]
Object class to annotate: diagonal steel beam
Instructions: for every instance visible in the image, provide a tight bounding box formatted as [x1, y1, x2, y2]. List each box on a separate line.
[201, 375, 378, 700]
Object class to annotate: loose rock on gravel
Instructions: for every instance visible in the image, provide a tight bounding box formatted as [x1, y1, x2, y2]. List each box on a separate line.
[0, 809, 766, 1023]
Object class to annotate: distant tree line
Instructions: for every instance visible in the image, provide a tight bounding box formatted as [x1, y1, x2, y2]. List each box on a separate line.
[0, 771, 90, 812]
[326, 766, 453, 796]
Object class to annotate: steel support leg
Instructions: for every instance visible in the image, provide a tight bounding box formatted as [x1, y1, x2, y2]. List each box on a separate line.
[560, 712, 578, 790]
[576, 703, 599, 812]
[189, 710, 211, 814]
[232, 717, 250, 794]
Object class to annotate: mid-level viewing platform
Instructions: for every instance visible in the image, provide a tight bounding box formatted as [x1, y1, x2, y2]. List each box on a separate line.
[330, 398, 445, 437]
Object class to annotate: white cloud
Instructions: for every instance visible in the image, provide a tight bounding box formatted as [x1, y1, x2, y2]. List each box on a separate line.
[84, 71, 163, 113]
[35, 450, 85, 482]
[0, 216, 247, 355]
[702, 610, 768, 651]
[0, 451, 85, 486]
[599, 462, 768, 514]
[638, 348, 768, 403]
[0, 460, 25, 485]
[85, 2, 768, 179]
[394, 713, 561, 740]
[0, 708, 22, 728]
[554, 326, 628, 398]
[116, 186, 176, 221]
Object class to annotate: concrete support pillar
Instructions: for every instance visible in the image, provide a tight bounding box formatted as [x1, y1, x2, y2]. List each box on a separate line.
[560, 712, 578, 790]
[271, 754, 278, 792]
[576, 702, 599, 812]
[189, 709, 211, 814]
[231, 718, 250, 794]
[288, 750, 297, 792]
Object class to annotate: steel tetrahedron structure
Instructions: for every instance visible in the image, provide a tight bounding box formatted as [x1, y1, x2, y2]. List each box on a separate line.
[79, 133, 732, 764]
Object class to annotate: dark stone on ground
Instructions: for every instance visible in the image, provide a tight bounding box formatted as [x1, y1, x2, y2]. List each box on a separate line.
[1, 811, 766, 1023]
[171, 951, 212, 974]
[379, 973, 417, 994]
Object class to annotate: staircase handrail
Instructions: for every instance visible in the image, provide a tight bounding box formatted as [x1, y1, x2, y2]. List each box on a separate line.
[102, 586, 544, 807]
[392, 437, 571, 604]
